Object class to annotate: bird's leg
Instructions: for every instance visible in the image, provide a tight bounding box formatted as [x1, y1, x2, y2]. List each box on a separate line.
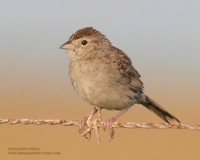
[80, 107, 99, 139]
[79, 107, 98, 134]
[94, 107, 102, 143]
[97, 107, 102, 122]
[104, 108, 129, 139]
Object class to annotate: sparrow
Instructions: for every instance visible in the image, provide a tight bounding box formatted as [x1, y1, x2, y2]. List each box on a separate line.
[60, 27, 180, 138]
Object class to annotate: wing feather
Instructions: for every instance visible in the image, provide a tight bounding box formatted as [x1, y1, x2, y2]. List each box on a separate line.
[102, 46, 143, 92]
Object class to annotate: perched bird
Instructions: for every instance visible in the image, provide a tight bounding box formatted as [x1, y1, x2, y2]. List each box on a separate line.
[60, 27, 180, 138]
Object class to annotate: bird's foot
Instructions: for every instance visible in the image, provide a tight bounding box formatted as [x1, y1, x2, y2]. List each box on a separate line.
[79, 115, 89, 134]
[103, 117, 117, 139]
[78, 107, 101, 143]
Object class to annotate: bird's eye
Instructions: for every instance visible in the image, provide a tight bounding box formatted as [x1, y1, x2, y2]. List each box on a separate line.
[81, 40, 88, 45]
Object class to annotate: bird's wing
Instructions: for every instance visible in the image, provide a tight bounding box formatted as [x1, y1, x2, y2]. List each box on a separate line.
[103, 46, 144, 92]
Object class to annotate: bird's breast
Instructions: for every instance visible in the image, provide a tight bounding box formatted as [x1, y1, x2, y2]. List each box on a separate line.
[69, 59, 137, 110]
[69, 59, 109, 97]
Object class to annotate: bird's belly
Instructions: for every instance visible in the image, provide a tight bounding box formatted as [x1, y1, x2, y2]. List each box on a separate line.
[70, 69, 137, 110]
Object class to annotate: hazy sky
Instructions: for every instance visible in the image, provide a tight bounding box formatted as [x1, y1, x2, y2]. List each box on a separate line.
[0, 0, 200, 112]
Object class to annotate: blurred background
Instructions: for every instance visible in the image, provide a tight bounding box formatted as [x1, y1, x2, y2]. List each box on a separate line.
[0, 0, 200, 159]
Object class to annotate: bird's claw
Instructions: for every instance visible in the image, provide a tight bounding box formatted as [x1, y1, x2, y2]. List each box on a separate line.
[103, 118, 117, 139]
[78, 108, 119, 142]
[79, 115, 89, 134]
[78, 107, 101, 143]
[81, 127, 92, 140]
[78, 115, 91, 139]
[80, 117, 101, 143]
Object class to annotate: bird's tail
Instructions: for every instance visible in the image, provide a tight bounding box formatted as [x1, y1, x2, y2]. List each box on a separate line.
[139, 95, 180, 124]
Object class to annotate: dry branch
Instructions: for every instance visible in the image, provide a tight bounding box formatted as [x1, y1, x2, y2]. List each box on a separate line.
[1, 118, 199, 143]
[1, 118, 200, 129]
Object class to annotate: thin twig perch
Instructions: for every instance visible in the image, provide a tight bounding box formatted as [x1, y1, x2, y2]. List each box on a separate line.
[1, 118, 199, 143]
[1, 119, 200, 130]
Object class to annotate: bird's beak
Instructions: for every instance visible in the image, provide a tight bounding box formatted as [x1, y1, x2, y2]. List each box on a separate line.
[59, 41, 73, 50]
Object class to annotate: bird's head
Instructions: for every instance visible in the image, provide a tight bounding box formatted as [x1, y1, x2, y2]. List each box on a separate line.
[59, 27, 111, 59]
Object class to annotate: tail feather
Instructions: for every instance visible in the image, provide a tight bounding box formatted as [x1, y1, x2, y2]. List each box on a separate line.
[140, 95, 180, 124]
